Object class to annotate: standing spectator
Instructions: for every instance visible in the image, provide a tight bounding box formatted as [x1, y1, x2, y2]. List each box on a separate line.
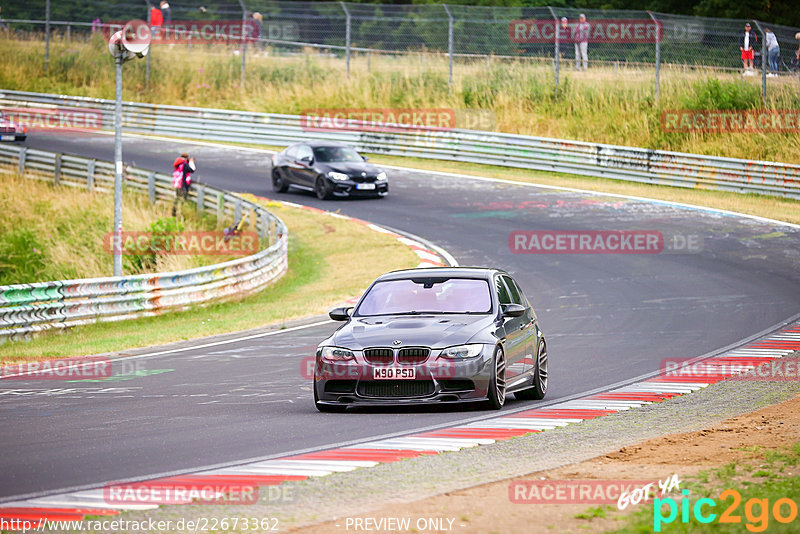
[572, 14, 590, 71]
[252, 12, 265, 50]
[159, 1, 172, 25]
[558, 17, 570, 56]
[740, 22, 757, 75]
[149, 5, 163, 28]
[172, 153, 197, 216]
[764, 28, 780, 76]
[795, 32, 800, 69]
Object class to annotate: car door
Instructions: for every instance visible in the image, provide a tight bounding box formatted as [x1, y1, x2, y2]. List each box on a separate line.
[496, 275, 525, 383]
[503, 275, 537, 374]
[293, 144, 317, 187]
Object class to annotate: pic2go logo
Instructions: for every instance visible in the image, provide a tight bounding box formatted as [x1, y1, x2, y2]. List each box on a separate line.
[654, 489, 799, 532]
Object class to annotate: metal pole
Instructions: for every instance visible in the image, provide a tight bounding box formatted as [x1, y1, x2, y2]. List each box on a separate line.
[113, 55, 124, 276]
[237, 0, 246, 88]
[44, 0, 50, 72]
[648, 11, 661, 103]
[548, 6, 559, 90]
[340, 2, 351, 78]
[443, 4, 453, 88]
[145, 0, 151, 87]
[753, 20, 767, 103]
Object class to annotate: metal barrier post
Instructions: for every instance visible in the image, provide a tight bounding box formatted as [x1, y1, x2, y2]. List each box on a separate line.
[53, 153, 61, 185]
[443, 4, 453, 88]
[340, 2, 351, 78]
[87, 160, 95, 192]
[196, 184, 204, 213]
[18, 147, 27, 176]
[147, 171, 155, 203]
[234, 198, 242, 222]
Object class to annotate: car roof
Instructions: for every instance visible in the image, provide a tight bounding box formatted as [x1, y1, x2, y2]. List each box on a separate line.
[289, 140, 353, 149]
[374, 267, 506, 282]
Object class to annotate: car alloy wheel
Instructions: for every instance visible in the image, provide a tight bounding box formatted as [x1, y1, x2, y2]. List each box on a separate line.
[487, 346, 506, 409]
[272, 168, 288, 193]
[516, 339, 548, 400]
[315, 176, 332, 200]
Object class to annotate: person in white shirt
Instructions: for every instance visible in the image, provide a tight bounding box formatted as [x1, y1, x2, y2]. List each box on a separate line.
[739, 22, 757, 74]
[572, 14, 590, 71]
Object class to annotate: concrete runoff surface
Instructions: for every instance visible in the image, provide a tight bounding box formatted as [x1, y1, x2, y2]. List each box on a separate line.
[1, 132, 799, 505]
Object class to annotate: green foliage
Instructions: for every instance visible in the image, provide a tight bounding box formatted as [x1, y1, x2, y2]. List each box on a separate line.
[679, 78, 762, 110]
[125, 217, 186, 273]
[0, 229, 47, 285]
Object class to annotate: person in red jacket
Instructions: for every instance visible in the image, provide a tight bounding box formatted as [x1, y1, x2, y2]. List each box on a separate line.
[172, 153, 196, 215]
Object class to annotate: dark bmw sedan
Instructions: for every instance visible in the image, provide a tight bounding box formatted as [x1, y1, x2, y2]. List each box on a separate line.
[270, 141, 388, 199]
[313, 267, 548, 412]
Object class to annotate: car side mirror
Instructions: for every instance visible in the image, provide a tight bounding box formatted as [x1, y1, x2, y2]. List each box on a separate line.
[501, 303, 526, 318]
[300, 156, 313, 164]
[329, 306, 353, 321]
[362, 155, 369, 162]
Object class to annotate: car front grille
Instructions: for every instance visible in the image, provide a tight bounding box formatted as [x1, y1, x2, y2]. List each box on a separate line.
[351, 175, 377, 183]
[363, 348, 394, 365]
[397, 347, 430, 365]
[358, 380, 435, 398]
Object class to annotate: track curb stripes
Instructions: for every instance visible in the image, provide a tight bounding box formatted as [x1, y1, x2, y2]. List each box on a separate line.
[3, 322, 798, 523]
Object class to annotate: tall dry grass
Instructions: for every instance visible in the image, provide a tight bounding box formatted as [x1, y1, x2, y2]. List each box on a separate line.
[0, 170, 221, 285]
[0, 36, 798, 163]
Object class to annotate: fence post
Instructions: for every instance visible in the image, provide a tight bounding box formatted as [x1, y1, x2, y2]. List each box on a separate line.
[443, 4, 453, 89]
[196, 184, 204, 213]
[259, 212, 269, 243]
[53, 153, 61, 186]
[548, 7, 559, 92]
[18, 147, 27, 176]
[234, 198, 242, 222]
[648, 11, 661, 103]
[66, 24, 70, 42]
[753, 20, 767, 103]
[340, 2, 351, 78]
[237, 0, 247, 88]
[87, 159, 95, 192]
[44, 0, 50, 73]
[147, 171, 155, 203]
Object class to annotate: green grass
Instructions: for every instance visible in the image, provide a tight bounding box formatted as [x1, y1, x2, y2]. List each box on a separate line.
[1, 36, 799, 164]
[0, 171, 220, 284]
[0, 197, 419, 361]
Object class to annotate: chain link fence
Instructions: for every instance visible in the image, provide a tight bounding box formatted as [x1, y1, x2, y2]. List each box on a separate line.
[1, 1, 798, 97]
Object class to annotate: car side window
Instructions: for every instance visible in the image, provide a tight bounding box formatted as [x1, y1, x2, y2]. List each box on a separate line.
[495, 276, 512, 305]
[296, 145, 313, 161]
[506, 276, 530, 308]
[501, 275, 523, 305]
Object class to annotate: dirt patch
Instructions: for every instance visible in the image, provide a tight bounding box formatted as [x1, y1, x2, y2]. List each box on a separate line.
[293, 393, 800, 534]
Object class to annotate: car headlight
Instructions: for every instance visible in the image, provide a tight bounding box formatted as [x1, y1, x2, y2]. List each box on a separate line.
[440, 344, 484, 359]
[320, 346, 356, 362]
[376, 172, 387, 181]
[328, 171, 350, 181]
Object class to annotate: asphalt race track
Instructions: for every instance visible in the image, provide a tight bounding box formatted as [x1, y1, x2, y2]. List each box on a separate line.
[2, 131, 799, 500]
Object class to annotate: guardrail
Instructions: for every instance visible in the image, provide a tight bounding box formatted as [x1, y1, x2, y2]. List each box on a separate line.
[1, 89, 798, 199]
[0, 143, 288, 342]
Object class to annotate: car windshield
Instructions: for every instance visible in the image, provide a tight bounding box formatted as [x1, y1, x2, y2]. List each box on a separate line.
[355, 278, 492, 316]
[313, 146, 363, 163]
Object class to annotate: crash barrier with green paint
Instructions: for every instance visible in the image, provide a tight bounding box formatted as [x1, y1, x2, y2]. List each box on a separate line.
[0, 144, 288, 342]
[2, 89, 798, 199]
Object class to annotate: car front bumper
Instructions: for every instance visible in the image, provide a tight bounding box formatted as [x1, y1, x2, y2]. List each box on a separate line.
[313, 348, 494, 406]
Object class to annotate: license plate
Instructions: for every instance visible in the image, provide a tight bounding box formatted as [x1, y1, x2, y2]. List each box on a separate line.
[356, 183, 376, 190]
[373, 367, 415, 380]
[0, 135, 14, 141]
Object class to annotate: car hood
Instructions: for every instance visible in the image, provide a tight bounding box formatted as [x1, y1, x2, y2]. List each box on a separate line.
[323, 161, 381, 176]
[332, 314, 494, 349]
